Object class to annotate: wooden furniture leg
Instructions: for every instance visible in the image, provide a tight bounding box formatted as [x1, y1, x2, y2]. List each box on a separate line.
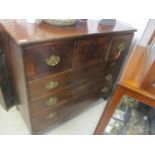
[94, 85, 125, 135]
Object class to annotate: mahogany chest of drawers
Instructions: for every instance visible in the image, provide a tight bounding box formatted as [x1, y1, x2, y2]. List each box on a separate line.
[0, 20, 136, 134]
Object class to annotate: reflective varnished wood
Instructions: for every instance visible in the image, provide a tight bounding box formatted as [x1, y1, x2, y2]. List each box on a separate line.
[0, 20, 136, 45]
[24, 40, 75, 78]
[28, 63, 106, 100]
[0, 20, 136, 134]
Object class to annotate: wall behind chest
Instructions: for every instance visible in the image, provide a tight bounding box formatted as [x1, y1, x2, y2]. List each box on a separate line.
[118, 19, 149, 45]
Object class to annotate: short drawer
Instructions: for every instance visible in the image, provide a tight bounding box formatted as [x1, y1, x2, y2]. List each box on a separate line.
[30, 74, 110, 116]
[28, 63, 106, 100]
[31, 83, 108, 130]
[23, 40, 75, 79]
[75, 36, 111, 69]
[107, 34, 133, 62]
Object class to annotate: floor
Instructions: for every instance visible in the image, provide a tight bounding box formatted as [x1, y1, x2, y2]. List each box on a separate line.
[0, 99, 107, 135]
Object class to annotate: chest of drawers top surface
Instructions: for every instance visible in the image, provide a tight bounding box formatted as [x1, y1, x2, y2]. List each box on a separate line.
[0, 19, 136, 45]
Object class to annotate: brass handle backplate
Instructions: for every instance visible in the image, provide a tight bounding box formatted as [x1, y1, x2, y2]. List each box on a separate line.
[46, 112, 57, 119]
[46, 55, 61, 67]
[46, 97, 58, 106]
[110, 62, 116, 67]
[118, 43, 125, 52]
[46, 81, 58, 90]
[101, 87, 109, 93]
[105, 74, 113, 81]
[112, 43, 125, 60]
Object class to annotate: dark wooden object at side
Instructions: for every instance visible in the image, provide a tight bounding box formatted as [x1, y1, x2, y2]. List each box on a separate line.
[0, 30, 15, 110]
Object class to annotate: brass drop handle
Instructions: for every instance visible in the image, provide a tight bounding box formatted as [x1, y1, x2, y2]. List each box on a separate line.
[46, 81, 59, 90]
[101, 87, 109, 93]
[112, 43, 125, 60]
[110, 62, 116, 67]
[46, 97, 58, 106]
[118, 43, 125, 52]
[46, 55, 61, 66]
[105, 74, 113, 81]
[46, 112, 57, 119]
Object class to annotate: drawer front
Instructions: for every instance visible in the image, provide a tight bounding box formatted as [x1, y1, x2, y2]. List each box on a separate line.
[24, 40, 75, 79]
[102, 34, 134, 98]
[107, 34, 133, 62]
[31, 84, 108, 130]
[101, 66, 121, 99]
[30, 74, 110, 116]
[75, 36, 111, 69]
[28, 63, 106, 100]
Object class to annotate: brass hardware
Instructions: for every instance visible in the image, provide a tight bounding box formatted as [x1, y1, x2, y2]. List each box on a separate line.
[46, 55, 61, 66]
[46, 112, 57, 119]
[105, 74, 113, 81]
[101, 87, 109, 93]
[118, 43, 125, 52]
[110, 62, 116, 67]
[112, 43, 125, 60]
[46, 97, 58, 106]
[46, 81, 58, 90]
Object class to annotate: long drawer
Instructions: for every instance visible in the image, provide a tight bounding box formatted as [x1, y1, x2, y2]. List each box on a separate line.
[30, 74, 111, 116]
[28, 63, 106, 100]
[31, 83, 107, 130]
